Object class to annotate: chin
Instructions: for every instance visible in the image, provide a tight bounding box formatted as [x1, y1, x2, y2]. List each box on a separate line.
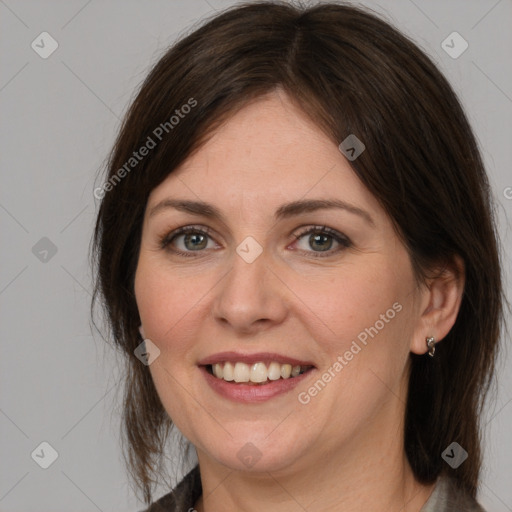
[196, 430, 310, 474]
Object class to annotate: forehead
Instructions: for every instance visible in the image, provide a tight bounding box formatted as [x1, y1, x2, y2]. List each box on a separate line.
[147, 92, 382, 221]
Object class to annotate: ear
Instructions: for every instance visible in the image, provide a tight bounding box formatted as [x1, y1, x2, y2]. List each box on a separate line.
[410, 255, 465, 355]
[139, 325, 146, 339]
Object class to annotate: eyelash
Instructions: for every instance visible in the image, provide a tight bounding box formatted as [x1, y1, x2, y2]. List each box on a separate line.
[158, 225, 352, 258]
[159, 226, 215, 258]
[292, 226, 352, 257]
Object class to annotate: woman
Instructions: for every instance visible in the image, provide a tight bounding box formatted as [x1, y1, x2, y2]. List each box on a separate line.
[91, 2, 506, 511]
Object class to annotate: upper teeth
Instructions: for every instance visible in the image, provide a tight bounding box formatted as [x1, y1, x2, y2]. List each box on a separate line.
[212, 362, 307, 383]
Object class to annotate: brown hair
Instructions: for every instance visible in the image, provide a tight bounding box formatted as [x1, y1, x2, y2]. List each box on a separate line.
[91, 0, 507, 505]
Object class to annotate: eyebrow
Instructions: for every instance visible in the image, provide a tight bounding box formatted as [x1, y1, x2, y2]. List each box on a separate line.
[148, 198, 375, 227]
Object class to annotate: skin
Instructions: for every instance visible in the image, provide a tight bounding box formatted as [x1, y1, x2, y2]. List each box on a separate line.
[134, 89, 465, 512]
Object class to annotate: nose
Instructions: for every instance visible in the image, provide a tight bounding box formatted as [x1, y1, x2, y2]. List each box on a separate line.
[211, 247, 288, 334]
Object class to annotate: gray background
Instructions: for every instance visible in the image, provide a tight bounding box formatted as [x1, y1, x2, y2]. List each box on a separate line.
[1, 0, 511, 510]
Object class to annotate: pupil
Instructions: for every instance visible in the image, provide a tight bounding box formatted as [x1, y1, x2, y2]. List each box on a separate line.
[185, 233, 207, 250]
[310, 233, 332, 251]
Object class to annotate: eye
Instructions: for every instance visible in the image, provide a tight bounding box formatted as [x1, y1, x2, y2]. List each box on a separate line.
[292, 225, 351, 257]
[159, 225, 218, 256]
[159, 224, 351, 258]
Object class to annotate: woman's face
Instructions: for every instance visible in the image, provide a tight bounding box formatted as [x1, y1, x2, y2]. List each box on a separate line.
[134, 91, 429, 474]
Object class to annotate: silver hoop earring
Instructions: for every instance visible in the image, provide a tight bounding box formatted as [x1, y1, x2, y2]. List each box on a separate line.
[426, 336, 436, 357]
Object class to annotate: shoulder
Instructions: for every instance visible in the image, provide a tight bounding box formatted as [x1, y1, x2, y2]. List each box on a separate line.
[421, 475, 487, 512]
[139, 465, 202, 512]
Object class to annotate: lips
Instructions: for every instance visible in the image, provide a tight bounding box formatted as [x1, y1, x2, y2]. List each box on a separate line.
[200, 365, 315, 403]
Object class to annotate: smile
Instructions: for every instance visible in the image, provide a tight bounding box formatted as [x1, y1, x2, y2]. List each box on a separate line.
[207, 361, 314, 384]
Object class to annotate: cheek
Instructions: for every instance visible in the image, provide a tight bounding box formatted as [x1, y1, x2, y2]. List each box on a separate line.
[292, 272, 414, 442]
[134, 258, 206, 348]
[288, 257, 417, 420]
[289, 261, 407, 348]
[134, 260, 209, 432]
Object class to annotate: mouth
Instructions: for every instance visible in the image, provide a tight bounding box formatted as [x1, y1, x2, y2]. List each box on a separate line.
[204, 361, 315, 385]
[198, 352, 317, 402]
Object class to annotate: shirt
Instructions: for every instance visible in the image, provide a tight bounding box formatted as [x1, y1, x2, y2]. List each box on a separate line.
[142, 465, 486, 511]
